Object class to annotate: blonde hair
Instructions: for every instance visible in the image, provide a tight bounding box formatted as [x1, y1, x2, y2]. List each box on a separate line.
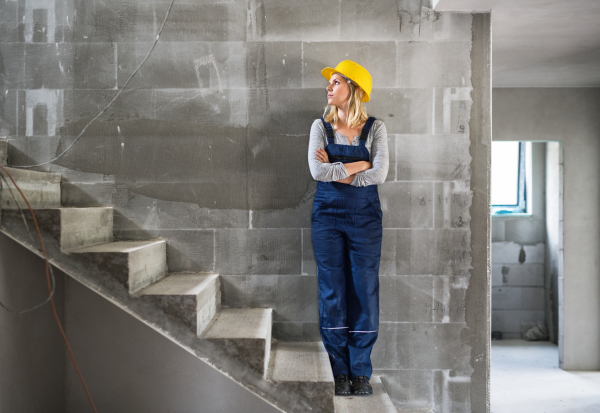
[323, 73, 369, 129]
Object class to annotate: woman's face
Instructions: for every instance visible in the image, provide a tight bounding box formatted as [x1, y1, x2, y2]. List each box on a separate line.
[326, 73, 350, 108]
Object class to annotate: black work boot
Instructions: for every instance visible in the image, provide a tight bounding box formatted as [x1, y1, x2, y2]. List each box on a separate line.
[351, 375, 373, 395]
[334, 374, 352, 396]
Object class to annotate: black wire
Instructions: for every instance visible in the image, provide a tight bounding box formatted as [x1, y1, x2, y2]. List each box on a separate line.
[13, 0, 177, 169]
[0, 171, 56, 314]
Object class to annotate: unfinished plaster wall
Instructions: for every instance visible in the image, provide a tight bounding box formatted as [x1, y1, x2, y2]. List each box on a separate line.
[493, 88, 600, 370]
[0, 1, 491, 410]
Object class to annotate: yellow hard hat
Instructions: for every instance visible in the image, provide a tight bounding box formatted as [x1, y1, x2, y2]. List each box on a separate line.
[321, 60, 373, 102]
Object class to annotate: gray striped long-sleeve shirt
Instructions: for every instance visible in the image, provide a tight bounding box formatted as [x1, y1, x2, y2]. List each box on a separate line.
[308, 118, 389, 187]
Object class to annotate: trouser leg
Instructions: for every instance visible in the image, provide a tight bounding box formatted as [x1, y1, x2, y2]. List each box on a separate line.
[348, 331, 378, 379]
[319, 328, 350, 376]
[345, 201, 382, 379]
[313, 223, 350, 376]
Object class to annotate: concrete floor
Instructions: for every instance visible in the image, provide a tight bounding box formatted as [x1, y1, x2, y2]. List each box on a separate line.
[491, 339, 600, 412]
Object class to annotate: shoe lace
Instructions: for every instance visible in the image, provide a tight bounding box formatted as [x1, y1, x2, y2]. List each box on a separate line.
[353, 375, 369, 383]
[334, 374, 349, 383]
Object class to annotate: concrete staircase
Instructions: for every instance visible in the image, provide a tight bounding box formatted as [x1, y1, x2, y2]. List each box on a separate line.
[0, 141, 396, 412]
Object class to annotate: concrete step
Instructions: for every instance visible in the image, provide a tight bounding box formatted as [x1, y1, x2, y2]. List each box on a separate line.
[200, 308, 272, 376]
[0, 207, 113, 251]
[268, 341, 335, 413]
[69, 239, 167, 294]
[0, 139, 7, 165]
[334, 376, 397, 413]
[0, 166, 61, 209]
[139, 272, 221, 336]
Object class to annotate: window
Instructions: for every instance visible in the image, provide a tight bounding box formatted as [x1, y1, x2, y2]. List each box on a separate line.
[491, 141, 531, 215]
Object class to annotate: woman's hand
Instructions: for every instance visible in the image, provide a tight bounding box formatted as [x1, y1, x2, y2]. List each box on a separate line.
[315, 148, 330, 163]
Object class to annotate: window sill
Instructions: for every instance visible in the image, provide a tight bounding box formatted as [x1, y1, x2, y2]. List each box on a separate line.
[492, 212, 533, 218]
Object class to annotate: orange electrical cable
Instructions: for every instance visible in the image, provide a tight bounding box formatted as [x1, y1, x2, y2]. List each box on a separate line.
[0, 166, 98, 413]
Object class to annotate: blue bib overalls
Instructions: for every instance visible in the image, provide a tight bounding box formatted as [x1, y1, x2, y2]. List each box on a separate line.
[311, 116, 382, 379]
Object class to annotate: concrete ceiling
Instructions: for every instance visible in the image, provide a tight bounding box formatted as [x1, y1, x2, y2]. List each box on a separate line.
[434, 0, 600, 87]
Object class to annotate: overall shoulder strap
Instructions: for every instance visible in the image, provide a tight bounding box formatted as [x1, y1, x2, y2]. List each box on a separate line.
[320, 117, 335, 145]
[359, 117, 377, 141]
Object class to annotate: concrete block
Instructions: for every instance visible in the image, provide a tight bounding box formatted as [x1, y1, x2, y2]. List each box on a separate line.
[340, 0, 402, 40]
[22, 43, 115, 89]
[201, 308, 272, 376]
[247, 42, 302, 89]
[302, 42, 396, 88]
[76, 2, 246, 42]
[247, 133, 312, 211]
[395, 5, 472, 42]
[69, 239, 167, 294]
[372, 322, 470, 371]
[221, 274, 278, 308]
[60, 207, 113, 251]
[61, 182, 115, 207]
[491, 264, 544, 287]
[396, 229, 471, 276]
[368, 89, 432, 134]
[274, 275, 318, 322]
[0, 139, 7, 165]
[157, 200, 248, 229]
[0, 1, 20, 42]
[215, 229, 301, 275]
[118, 42, 247, 89]
[491, 310, 545, 334]
[272, 321, 320, 341]
[433, 369, 471, 413]
[397, 41, 472, 88]
[502, 218, 547, 245]
[492, 241, 545, 264]
[491, 287, 522, 310]
[381, 275, 467, 323]
[380, 229, 398, 276]
[334, 376, 396, 412]
[385, 136, 396, 182]
[396, 135, 472, 181]
[0, 167, 61, 209]
[0, 45, 24, 90]
[220, 274, 318, 324]
[250, 0, 339, 41]
[159, 230, 214, 273]
[433, 181, 472, 229]
[112, 188, 158, 233]
[380, 182, 434, 229]
[248, 88, 322, 136]
[302, 228, 317, 276]
[140, 272, 221, 335]
[491, 219, 506, 242]
[376, 369, 435, 411]
[268, 341, 334, 413]
[521, 287, 545, 310]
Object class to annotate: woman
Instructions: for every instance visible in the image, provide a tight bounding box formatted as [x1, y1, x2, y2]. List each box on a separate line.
[308, 60, 389, 396]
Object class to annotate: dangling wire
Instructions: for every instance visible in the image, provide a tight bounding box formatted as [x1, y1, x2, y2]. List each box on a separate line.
[0, 166, 98, 413]
[0, 171, 56, 314]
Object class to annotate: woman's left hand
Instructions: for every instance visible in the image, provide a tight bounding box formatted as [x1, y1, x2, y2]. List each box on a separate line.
[316, 148, 330, 163]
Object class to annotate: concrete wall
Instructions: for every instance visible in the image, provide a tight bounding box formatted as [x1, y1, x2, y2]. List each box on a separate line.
[1, 1, 492, 410]
[545, 142, 563, 346]
[0, 233, 65, 413]
[491, 142, 548, 339]
[493, 88, 600, 370]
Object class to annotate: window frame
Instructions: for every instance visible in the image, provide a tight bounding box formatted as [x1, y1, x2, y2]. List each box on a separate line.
[491, 142, 531, 216]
